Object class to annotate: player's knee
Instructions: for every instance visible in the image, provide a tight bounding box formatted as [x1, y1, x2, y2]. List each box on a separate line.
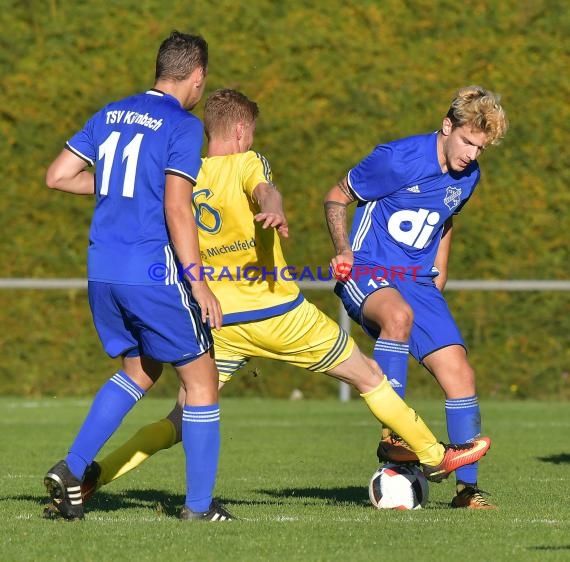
[383, 305, 414, 339]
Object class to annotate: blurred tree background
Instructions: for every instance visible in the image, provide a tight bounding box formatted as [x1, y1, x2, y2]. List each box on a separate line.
[0, 0, 568, 399]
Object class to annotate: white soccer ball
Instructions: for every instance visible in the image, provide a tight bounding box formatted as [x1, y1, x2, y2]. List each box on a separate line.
[369, 462, 429, 510]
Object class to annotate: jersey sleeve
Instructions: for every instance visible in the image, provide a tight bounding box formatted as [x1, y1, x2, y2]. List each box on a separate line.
[241, 151, 274, 197]
[66, 114, 99, 166]
[347, 144, 405, 201]
[166, 116, 205, 184]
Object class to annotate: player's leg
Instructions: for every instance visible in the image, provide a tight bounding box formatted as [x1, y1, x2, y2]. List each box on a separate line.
[422, 346, 495, 508]
[123, 280, 229, 518]
[44, 282, 162, 520]
[361, 287, 415, 459]
[405, 281, 495, 508]
[110, 280, 229, 519]
[361, 287, 413, 399]
[335, 279, 412, 452]
[319, 334, 490, 482]
[85, 379, 229, 500]
[44, 355, 160, 520]
[82, 328, 247, 501]
[68, 354, 161, 477]
[174, 348, 230, 518]
[83, 327, 247, 498]
[327, 346, 445, 464]
[84, 390, 183, 499]
[177, 327, 252, 520]
[249, 300, 491, 479]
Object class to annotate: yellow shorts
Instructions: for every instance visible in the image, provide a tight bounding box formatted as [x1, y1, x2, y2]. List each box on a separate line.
[213, 299, 354, 382]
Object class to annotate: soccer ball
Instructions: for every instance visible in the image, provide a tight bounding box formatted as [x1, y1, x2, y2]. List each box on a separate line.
[369, 462, 429, 510]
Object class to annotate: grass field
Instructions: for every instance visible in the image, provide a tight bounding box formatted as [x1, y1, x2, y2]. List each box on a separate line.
[1, 397, 568, 562]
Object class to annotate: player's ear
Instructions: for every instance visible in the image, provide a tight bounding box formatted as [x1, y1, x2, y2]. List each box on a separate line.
[441, 117, 453, 136]
[192, 66, 206, 88]
[236, 121, 245, 140]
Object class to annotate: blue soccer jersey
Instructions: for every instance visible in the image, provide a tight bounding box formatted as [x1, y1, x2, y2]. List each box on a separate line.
[347, 132, 480, 279]
[66, 89, 204, 285]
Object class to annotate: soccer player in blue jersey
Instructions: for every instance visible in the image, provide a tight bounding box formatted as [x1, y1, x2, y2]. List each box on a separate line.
[42, 31, 232, 522]
[76, 89, 491, 505]
[324, 85, 508, 509]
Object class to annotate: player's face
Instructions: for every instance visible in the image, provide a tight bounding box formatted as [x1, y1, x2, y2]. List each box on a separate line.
[441, 119, 488, 173]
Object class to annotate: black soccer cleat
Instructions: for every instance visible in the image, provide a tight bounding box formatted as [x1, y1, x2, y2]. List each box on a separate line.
[43, 460, 84, 520]
[179, 500, 234, 521]
[81, 461, 101, 502]
[451, 484, 496, 509]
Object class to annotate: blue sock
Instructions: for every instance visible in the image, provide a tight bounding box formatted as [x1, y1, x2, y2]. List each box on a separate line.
[445, 395, 481, 485]
[66, 371, 145, 479]
[373, 339, 409, 398]
[182, 404, 220, 513]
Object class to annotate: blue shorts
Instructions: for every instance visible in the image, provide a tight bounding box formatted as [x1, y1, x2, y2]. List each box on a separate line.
[88, 280, 213, 364]
[334, 274, 465, 362]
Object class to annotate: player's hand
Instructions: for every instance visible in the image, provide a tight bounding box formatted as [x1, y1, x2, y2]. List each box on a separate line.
[254, 212, 289, 238]
[189, 281, 223, 330]
[331, 252, 354, 280]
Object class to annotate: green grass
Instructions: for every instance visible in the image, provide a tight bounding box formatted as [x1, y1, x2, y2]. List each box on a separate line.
[1, 397, 568, 562]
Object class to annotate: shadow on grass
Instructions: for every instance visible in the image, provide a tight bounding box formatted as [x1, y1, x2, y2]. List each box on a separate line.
[88, 489, 183, 515]
[257, 486, 369, 506]
[11, 487, 460, 519]
[4, 490, 183, 518]
[9, 489, 298, 519]
[85, 490, 289, 514]
[537, 453, 570, 464]
[256, 488, 459, 510]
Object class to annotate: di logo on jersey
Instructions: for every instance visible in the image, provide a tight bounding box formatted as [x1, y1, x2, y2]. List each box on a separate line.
[387, 185, 465, 249]
[387, 208, 440, 249]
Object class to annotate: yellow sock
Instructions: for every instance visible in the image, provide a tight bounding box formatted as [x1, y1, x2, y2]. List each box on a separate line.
[98, 418, 178, 487]
[361, 378, 444, 465]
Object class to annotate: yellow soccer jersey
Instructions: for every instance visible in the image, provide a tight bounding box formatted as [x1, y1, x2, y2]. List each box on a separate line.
[193, 151, 302, 325]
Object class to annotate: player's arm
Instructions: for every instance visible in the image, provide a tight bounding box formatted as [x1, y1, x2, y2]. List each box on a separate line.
[324, 175, 356, 275]
[46, 148, 95, 195]
[164, 174, 222, 329]
[434, 217, 453, 291]
[253, 182, 289, 238]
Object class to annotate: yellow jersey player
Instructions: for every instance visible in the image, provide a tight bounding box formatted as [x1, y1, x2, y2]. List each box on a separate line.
[79, 89, 492, 511]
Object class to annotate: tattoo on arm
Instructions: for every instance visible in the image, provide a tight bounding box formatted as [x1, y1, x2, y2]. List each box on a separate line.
[337, 177, 355, 202]
[324, 201, 351, 254]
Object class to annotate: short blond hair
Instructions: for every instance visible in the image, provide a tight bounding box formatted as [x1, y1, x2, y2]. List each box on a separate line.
[446, 85, 508, 145]
[204, 89, 259, 141]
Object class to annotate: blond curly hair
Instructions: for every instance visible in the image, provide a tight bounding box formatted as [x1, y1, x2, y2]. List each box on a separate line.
[446, 85, 508, 145]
